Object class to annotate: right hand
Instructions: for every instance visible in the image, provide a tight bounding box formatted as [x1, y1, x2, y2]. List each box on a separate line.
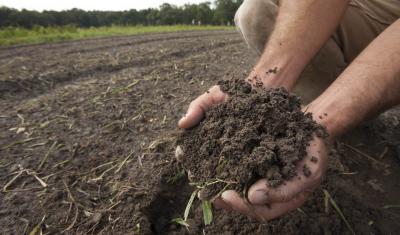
[178, 85, 229, 129]
[214, 135, 327, 221]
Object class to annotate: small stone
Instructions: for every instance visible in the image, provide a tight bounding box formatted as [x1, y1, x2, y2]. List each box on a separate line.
[91, 212, 102, 224]
[16, 127, 26, 134]
[174, 145, 184, 162]
[310, 156, 318, 163]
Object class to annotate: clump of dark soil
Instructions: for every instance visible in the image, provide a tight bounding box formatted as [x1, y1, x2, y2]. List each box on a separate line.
[177, 78, 323, 199]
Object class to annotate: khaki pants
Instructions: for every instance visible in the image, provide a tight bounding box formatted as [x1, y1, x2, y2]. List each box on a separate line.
[235, 0, 400, 103]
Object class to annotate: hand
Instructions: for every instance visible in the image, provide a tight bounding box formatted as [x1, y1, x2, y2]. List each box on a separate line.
[178, 85, 229, 129]
[179, 84, 328, 221]
[214, 135, 328, 221]
[178, 71, 286, 130]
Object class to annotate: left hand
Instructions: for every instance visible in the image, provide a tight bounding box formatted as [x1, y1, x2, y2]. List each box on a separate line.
[178, 85, 228, 129]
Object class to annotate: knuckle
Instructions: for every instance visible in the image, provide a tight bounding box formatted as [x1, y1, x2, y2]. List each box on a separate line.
[297, 192, 309, 201]
[188, 100, 197, 108]
[311, 167, 324, 181]
[279, 187, 291, 202]
[209, 85, 220, 93]
[211, 85, 220, 89]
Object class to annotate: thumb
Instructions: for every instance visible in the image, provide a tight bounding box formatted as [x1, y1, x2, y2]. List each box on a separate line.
[178, 85, 228, 129]
[178, 102, 205, 129]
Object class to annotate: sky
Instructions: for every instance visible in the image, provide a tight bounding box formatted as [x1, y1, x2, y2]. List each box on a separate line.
[0, 0, 210, 11]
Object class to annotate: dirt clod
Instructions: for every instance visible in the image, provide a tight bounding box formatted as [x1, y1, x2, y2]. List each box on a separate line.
[303, 164, 311, 177]
[311, 156, 318, 163]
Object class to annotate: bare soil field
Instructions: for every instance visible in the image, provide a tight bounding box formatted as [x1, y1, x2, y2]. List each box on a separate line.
[0, 30, 399, 234]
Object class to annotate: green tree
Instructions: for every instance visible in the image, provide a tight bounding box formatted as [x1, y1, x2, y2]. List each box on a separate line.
[0, 1, 244, 28]
[197, 2, 213, 24]
[213, 0, 243, 25]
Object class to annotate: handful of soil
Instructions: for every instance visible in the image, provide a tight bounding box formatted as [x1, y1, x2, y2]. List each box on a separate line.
[177, 78, 323, 200]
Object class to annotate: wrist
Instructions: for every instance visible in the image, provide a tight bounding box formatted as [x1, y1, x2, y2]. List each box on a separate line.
[305, 98, 352, 142]
[247, 47, 306, 91]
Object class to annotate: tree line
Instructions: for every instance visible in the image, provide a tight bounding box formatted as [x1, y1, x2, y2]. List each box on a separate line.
[0, 0, 243, 28]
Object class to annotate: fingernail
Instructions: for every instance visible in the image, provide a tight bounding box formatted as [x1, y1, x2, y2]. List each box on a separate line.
[251, 190, 268, 205]
[178, 114, 186, 123]
[221, 191, 230, 200]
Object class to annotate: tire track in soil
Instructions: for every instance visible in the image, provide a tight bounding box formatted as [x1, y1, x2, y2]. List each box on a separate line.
[0, 31, 236, 61]
[0, 31, 236, 83]
[63, 31, 237, 55]
[0, 38, 243, 101]
[0, 31, 235, 83]
[0, 43, 247, 120]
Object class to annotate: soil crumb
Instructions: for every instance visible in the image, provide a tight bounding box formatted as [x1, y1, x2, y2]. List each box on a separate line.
[177, 78, 323, 199]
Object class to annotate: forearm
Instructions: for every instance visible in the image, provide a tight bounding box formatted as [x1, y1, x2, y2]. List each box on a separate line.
[251, 0, 349, 89]
[307, 20, 400, 140]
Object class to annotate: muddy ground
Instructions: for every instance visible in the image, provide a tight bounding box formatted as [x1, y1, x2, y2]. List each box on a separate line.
[0, 30, 399, 234]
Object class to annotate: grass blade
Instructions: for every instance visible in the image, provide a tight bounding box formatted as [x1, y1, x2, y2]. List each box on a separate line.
[38, 141, 58, 170]
[184, 189, 199, 221]
[323, 190, 354, 235]
[171, 218, 189, 227]
[202, 200, 213, 226]
[383, 204, 400, 209]
[29, 216, 45, 235]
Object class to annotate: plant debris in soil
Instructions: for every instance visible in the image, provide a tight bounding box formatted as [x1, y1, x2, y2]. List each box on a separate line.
[177, 78, 324, 199]
[2, 31, 399, 234]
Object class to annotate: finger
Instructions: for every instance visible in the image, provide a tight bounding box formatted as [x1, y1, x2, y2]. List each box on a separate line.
[212, 197, 232, 211]
[178, 86, 228, 129]
[248, 137, 327, 204]
[221, 190, 259, 218]
[222, 190, 309, 221]
[255, 191, 309, 220]
[247, 177, 314, 205]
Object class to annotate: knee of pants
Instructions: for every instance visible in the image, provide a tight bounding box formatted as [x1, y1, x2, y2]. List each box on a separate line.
[235, 0, 279, 55]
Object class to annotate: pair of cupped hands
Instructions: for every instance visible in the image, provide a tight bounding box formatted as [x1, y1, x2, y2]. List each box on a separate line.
[178, 79, 328, 221]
